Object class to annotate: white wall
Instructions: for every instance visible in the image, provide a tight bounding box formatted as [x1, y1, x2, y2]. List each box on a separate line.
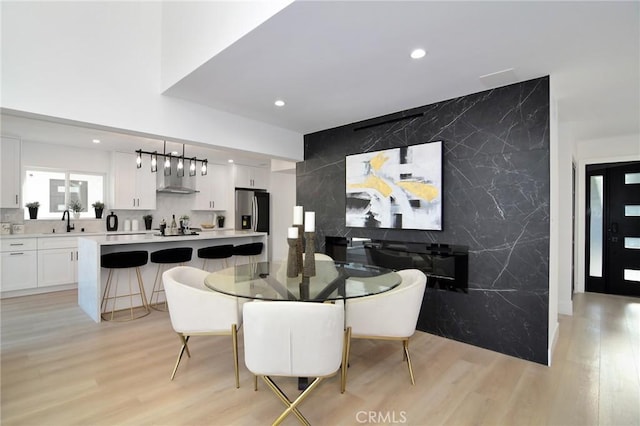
[269, 170, 297, 261]
[1, 1, 303, 162]
[574, 133, 640, 293]
[160, 1, 293, 91]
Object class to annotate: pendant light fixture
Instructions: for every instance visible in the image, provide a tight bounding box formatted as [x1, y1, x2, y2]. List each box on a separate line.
[136, 141, 208, 177]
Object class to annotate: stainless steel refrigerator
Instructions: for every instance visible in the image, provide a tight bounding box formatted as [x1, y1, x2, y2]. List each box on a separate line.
[235, 189, 270, 233]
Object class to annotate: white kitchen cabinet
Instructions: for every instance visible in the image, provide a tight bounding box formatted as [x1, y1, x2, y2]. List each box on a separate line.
[193, 164, 230, 211]
[111, 151, 156, 210]
[1, 238, 37, 292]
[37, 237, 78, 287]
[234, 164, 268, 190]
[0, 137, 21, 208]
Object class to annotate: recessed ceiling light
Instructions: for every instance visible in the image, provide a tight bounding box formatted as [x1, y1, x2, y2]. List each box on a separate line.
[274, 99, 285, 107]
[228, 159, 234, 163]
[410, 48, 426, 59]
[92, 139, 100, 144]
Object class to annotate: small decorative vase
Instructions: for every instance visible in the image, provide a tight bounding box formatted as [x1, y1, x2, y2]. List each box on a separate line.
[95, 208, 103, 219]
[73, 212, 81, 219]
[217, 216, 225, 228]
[144, 217, 152, 230]
[28, 207, 38, 220]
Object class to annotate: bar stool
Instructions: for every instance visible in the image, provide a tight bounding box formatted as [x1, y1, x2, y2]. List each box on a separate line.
[149, 247, 193, 311]
[198, 244, 234, 272]
[101, 250, 150, 321]
[233, 242, 264, 265]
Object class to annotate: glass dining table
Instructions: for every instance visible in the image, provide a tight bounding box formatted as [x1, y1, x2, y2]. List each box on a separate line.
[204, 259, 401, 302]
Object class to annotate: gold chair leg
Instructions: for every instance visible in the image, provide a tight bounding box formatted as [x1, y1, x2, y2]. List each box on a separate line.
[232, 324, 239, 389]
[170, 334, 190, 380]
[254, 375, 258, 391]
[341, 327, 351, 393]
[262, 376, 313, 426]
[403, 339, 415, 385]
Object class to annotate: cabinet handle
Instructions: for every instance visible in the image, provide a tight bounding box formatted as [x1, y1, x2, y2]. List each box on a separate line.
[9, 243, 24, 246]
[133, 198, 136, 207]
[10, 252, 24, 256]
[70, 251, 73, 261]
[15, 194, 18, 204]
[211, 201, 214, 208]
[76, 251, 79, 261]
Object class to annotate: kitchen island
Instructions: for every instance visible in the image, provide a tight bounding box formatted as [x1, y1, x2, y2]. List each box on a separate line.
[77, 230, 268, 322]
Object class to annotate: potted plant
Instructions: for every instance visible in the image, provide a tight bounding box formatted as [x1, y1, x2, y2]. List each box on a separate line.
[69, 199, 83, 219]
[25, 201, 40, 220]
[143, 214, 153, 230]
[217, 215, 225, 229]
[91, 201, 105, 219]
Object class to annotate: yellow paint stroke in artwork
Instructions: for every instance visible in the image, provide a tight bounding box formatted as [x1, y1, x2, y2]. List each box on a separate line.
[348, 175, 393, 197]
[369, 152, 389, 172]
[396, 181, 439, 202]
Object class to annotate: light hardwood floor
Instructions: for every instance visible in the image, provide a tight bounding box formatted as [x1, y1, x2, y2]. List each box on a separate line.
[1, 291, 638, 425]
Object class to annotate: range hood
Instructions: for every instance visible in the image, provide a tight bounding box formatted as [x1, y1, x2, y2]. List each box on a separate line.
[156, 159, 198, 194]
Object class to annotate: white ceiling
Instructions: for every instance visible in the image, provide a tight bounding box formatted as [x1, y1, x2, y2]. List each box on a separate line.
[2, 1, 638, 160]
[166, 0, 639, 141]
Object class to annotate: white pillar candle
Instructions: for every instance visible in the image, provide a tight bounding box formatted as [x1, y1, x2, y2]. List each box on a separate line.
[293, 206, 303, 225]
[288, 226, 298, 239]
[304, 211, 315, 233]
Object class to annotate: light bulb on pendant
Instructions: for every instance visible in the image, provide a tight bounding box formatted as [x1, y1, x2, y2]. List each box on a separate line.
[136, 151, 142, 168]
[189, 158, 196, 176]
[150, 153, 157, 172]
[177, 157, 184, 177]
[201, 160, 208, 176]
[164, 155, 171, 176]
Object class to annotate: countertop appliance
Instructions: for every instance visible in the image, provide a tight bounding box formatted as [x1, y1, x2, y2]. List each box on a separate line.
[235, 189, 269, 234]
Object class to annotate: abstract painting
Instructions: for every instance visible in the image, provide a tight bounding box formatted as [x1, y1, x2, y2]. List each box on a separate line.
[345, 141, 442, 230]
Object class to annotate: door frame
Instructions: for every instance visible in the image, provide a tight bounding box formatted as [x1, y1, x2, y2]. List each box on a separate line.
[576, 153, 640, 294]
[585, 160, 640, 294]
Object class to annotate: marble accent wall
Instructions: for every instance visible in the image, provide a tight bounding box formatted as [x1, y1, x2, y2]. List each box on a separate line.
[298, 77, 550, 364]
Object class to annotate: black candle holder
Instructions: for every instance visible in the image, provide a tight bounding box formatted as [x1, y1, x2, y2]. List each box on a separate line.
[287, 238, 299, 278]
[303, 232, 316, 277]
[295, 224, 304, 272]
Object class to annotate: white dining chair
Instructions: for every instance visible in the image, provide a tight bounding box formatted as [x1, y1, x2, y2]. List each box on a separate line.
[343, 268, 427, 392]
[163, 266, 242, 387]
[243, 301, 347, 425]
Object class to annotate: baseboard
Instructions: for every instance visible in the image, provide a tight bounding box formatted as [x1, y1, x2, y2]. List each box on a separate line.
[558, 299, 573, 316]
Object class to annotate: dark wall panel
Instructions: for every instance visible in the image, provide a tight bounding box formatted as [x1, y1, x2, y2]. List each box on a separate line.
[298, 77, 550, 364]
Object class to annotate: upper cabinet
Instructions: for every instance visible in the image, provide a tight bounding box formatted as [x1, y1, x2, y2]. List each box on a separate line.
[193, 164, 231, 211]
[111, 152, 156, 210]
[0, 137, 21, 208]
[233, 164, 269, 190]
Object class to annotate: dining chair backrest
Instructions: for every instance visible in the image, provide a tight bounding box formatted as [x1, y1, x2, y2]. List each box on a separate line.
[243, 301, 344, 378]
[163, 266, 241, 334]
[346, 268, 427, 338]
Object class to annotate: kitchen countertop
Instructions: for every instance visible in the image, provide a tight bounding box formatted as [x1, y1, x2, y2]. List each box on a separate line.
[0, 229, 235, 240]
[78, 230, 266, 246]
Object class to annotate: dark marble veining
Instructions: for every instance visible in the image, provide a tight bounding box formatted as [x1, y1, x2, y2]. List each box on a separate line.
[298, 77, 550, 364]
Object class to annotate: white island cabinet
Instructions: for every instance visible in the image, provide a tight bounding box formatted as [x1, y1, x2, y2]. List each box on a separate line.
[77, 231, 268, 322]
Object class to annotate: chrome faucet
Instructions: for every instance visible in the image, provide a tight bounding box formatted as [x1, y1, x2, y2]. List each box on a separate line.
[61, 210, 75, 233]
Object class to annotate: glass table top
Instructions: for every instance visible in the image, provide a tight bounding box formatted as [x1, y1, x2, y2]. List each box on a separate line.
[204, 260, 401, 301]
